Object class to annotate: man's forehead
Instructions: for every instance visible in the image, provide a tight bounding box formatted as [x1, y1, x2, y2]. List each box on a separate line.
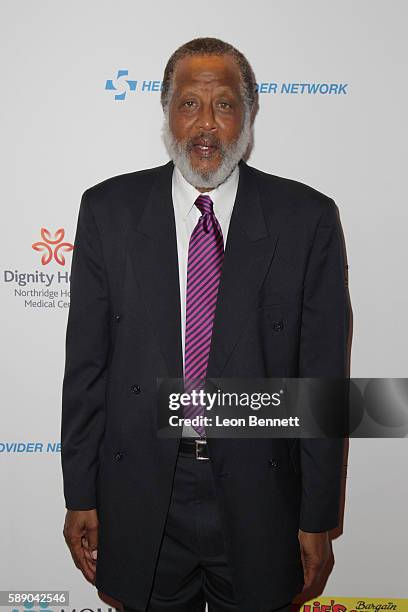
[173, 54, 241, 87]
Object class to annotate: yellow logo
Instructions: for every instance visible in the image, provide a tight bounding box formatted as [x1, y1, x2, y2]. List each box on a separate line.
[301, 597, 408, 612]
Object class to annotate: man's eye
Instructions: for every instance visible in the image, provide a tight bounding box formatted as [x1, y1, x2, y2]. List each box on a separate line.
[218, 101, 232, 109]
[182, 100, 197, 108]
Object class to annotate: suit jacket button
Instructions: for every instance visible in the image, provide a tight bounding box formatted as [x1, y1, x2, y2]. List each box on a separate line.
[114, 451, 123, 461]
[272, 320, 284, 332]
[114, 313, 121, 321]
[130, 384, 141, 394]
[269, 459, 279, 468]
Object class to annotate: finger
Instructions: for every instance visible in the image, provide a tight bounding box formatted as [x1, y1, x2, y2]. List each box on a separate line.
[87, 525, 99, 560]
[84, 542, 97, 563]
[82, 536, 97, 570]
[78, 550, 96, 584]
[299, 548, 309, 589]
[303, 562, 322, 590]
[83, 547, 97, 566]
[68, 543, 94, 579]
[81, 538, 97, 572]
[70, 537, 96, 583]
[82, 538, 96, 562]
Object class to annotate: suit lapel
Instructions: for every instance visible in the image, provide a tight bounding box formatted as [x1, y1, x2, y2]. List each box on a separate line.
[126, 160, 184, 379]
[125, 159, 278, 380]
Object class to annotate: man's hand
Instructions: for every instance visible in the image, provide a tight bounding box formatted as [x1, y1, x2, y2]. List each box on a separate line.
[297, 529, 331, 593]
[63, 509, 99, 584]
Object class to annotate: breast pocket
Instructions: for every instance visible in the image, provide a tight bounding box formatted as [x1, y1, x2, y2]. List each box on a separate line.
[257, 288, 303, 308]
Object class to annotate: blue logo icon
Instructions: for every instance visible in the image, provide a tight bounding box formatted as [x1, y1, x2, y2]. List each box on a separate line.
[12, 602, 52, 612]
[105, 70, 137, 100]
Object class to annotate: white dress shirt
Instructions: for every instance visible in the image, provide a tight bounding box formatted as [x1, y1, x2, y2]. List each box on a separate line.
[171, 163, 240, 437]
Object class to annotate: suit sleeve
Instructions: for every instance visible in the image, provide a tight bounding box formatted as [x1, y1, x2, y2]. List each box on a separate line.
[61, 189, 110, 510]
[298, 198, 350, 532]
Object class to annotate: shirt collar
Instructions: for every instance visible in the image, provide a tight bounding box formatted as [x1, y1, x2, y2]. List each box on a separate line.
[172, 163, 240, 223]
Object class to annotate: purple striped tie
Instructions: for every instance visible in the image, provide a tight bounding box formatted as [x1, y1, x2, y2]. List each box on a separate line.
[183, 194, 224, 437]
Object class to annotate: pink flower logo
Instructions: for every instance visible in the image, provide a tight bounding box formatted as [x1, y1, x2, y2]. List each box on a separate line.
[32, 227, 74, 266]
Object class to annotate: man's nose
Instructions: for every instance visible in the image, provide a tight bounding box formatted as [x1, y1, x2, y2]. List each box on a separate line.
[197, 103, 217, 131]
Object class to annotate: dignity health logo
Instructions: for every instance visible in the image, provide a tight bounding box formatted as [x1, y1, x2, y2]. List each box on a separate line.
[104, 69, 349, 101]
[2, 226, 74, 309]
[32, 227, 73, 266]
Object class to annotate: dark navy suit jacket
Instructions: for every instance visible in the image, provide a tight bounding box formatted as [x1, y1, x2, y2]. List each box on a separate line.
[61, 159, 351, 612]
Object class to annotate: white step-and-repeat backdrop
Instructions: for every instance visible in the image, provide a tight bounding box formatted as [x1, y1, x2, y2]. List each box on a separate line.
[1, 1, 407, 612]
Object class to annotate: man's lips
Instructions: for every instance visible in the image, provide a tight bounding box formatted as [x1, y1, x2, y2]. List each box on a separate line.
[191, 141, 219, 157]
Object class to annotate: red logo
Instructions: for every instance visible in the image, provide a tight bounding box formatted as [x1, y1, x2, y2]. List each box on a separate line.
[32, 228, 74, 266]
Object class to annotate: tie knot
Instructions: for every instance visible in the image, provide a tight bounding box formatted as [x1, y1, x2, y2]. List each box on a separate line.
[194, 194, 214, 216]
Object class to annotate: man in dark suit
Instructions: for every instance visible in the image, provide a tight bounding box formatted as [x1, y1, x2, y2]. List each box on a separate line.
[61, 38, 350, 612]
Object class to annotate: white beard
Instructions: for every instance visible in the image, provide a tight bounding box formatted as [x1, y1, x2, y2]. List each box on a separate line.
[161, 111, 252, 190]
